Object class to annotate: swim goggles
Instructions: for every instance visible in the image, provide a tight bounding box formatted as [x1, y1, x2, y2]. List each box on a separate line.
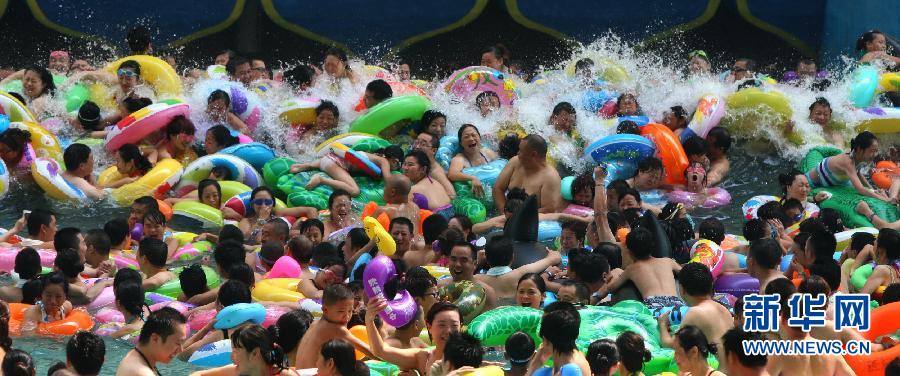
[688, 50, 708, 59]
[117, 69, 138, 77]
[252, 198, 274, 206]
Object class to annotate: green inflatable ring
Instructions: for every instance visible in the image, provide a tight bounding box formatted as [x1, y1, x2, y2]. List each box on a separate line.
[439, 280, 486, 323]
[467, 306, 543, 347]
[149, 265, 221, 299]
[452, 197, 487, 223]
[799, 146, 900, 228]
[277, 171, 334, 198]
[2, 75, 89, 113]
[287, 188, 329, 210]
[851, 263, 874, 291]
[560, 176, 575, 201]
[452, 182, 495, 212]
[349, 95, 431, 135]
[352, 137, 391, 153]
[353, 176, 386, 205]
[263, 157, 297, 187]
[365, 360, 399, 376]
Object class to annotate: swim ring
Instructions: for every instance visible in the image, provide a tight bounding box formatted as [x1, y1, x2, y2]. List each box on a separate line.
[680, 94, 726, 143]
[173, 154, 261, 197]
[192, 79, 263, 130]
[278, 97, 319, 126]
[640, 122, 688, 185]
[362, 255, 417, 327]
[105, 100, 190, 152]
[251, 278, 304, 303]
[218, 142, 276, 170]
[104, 55, 183, 98]
[582, 134, 655, 184]
[97, 158, 183, 205]
[149, 265, 220, 299]
[442, 66, 518, 106]
[667, 188, 731, 209]
[31, 158, 87, 201]
[349, 95, 430, 136]
[172, 201, 224, 228]
[8, 303, 93, 336]
[849, 65, 880, 108]
[9, 121, 63, 162]
[853, 107, 900, 134]
[689, 239, 724, 278]
[439, 280, 486, 323]
[0, 92, 36, 122]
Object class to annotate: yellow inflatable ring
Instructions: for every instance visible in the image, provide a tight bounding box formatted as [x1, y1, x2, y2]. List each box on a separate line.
[10, 121, 63, 162]
[31, 157, 87, 201]
[0, 92, 36, 122]
[104, 55, 183, 98]
[252, 278, 304, 302]
[98, 158, 184, 206]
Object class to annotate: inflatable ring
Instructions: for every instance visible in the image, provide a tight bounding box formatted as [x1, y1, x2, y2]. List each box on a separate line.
[0, 92, 36, 122]
[278, 171, 334, 198]
[564, 57, 630, 84]
[451, 198, 487, 224]
[640, 123, 688, 185]
[31, 157, 87, 201]
[0, 247, 55, 270]
[10, 121, 63, 162]
[314, 133, 387, 157]
[872, 160, 899, 189]
[214, 302, 267, 329]
[467, 306, 542, 346]
[713, 273, 760, 299]
[223, 191, 287, 218]
[843, 302, 900, 376]
[219, 142, 276, 171]
[3, 75, 89, 113]
[689, 239, 724, 278]
[363, 217, 397, 256]
[188, 339, 232, 367]
[267, 256, 302, 279]
[362, 255, 417, 327]
[150, 265, 220, 299]
[562, 204, 593, 217]
[286, 188, 329, 210]
[262, 157, 297, 187]
[98, 158, 183, 205]
[355, 82, 428, 111]
[251, 278, 304, 302]
[331, 143, 382, 178]
[192, 79, 262, 130]
[104, 55, 183, 98]
[435, 136, 460, 170]
[278, 97, 319, 126]
[583, 134, 655, 183]
[442, 66, 519, 106]
[439, 280, 486, 323]
[849, 65, 880, 108]
[173, 201, 224, 228]
[0, 159, 8, 198]
[667, 187, 732, 209]
[848, 263, 886, 299]
[349, 95, 431, 136]
[8, 303, 93, 336]
[105, 100, 190, 152]
[170, 240, 214, 262]
[173, 154, 261, 197]
[725, 87, 799, 145]
[854, 107, 900, 134]
[680, 94, 726, 143]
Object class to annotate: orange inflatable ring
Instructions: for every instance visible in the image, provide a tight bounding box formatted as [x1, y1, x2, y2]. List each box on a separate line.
[844, 301, 900, 376]
[8, 303, 94, 336]
[157, 199, 173, 221]
[872, 160, 899, 190]
[348, 325, 370, 360]
[639, 123, 689, 185]
[361, 201, 433, 235]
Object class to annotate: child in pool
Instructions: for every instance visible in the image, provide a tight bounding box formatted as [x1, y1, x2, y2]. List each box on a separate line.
[0, 247, 42, 302]
[297, 253, 346, 300]
[60, 143, 108, 199]
[206, 89, 250, 134]
[141, 210, 179, 259]
[110, 280, 150, 340]
[21, 272, 74, 332]
[101, 144, 153, 189]
[594, 227, 682, 311]
[179, 279, 254, 360]
[296, 284, 374, 368]
[137, 238, 176, 290]
[54, 248, 112, 306]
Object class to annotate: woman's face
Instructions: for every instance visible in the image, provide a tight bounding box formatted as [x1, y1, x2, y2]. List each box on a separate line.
[402, 156, 425, 182]
[200, 185, 221, 208]
[861, 140, 880, 162]
[572, 187, 592, 206]
[323, 54, 346, 77]
[171, 132, 194, 150]
[315, 110, 337, 131]
[41, 283, 67, 313]
[787, 174, 810, 202]
[22, 70, 46, 99]
[207, 98, 228, 120]
[635, 169, 662, 189]
[305, 227, 323, 245]
[664, 112, 684, 129]
[316, 354, 335, 376]
[460, 127, 481, 151]
[115, 153, 134, 175]
[673, 337, 690, 370]
[231, 345, 255, 374]
[330, 194, 351, 218]
[516, 279, 543, 308]
[867, 33, 887, 52]
[251, 190, 274, 215]
[619, 194, 640, 211]
[117, 68, 139, 91]
[618, 96, 638, 115]
[426, 117, 446, 137]
[204, 132, 219, 155]
[809, 104, 832, 127]
[480, 52, 502, 70]
[428, 310, 461, 348]
[551, 111, 576, 133]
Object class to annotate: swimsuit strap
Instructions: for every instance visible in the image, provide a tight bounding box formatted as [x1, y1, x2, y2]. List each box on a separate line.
[134, 347, 162, 376]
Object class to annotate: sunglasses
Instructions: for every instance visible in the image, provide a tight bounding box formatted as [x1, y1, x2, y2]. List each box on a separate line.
[253, 198, 274, 206]
[117, 69, 137, 78]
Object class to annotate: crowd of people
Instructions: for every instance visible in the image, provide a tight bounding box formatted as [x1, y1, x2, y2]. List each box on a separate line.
[0, 25, 895, 376]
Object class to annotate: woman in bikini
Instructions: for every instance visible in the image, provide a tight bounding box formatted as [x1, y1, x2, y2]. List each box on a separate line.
[805, 131, 891, 202]
[288, 147, 398, 197]
[448, 124, 498, 198]
[404, 150, 453, 219]
[21, 272, 73, 333]
[859, 228, 900, 295]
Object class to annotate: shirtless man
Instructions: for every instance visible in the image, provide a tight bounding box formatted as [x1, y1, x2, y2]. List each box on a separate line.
[705, 127, 731, 186]
[60, 143, 107, 199]
[371, 175, 421, 233]
[494, 135, 561, 213]
[116, 307, 187, 376]
[404, 150, 453, 218]
[439, 242, 497, 313]
[765, 279, 854, 376]
[473, 236, 560, 306]
[296, 284, 374, 368]
[747, 238, 788, 293]
[412, 132, 456, 199]
[658, 262, 734, 365]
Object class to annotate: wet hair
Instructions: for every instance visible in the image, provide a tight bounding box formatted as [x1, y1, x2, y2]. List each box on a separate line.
[113, 268, 142, 290]
[218, 279, 251, 307]
[749, 238, 782, 270]
[517, 273, 546, 296]
[228, 262, 255, 288]
[418, 110, 446, 134]
[626, 227, 654, 260]
[878, 228, 900, 261]
[505, 331, 535, 366]
[587, 338, 619, 376]
[448, 215, 474, 242]
[119, 60, 142, 77]
[615, 331, 651, 373]
[54, 227, 82, 254]
[248, 186, 276, 214]
[552, 101, 576, 116]
[0, 302, 9, 352]
[809, 97, 832, 113]
[115, 280, 147, 318]
[475, 91, 500, 108]
[782, 198, 804, 215]
[444, 332, 483, 369]
[84, 228, 111, 258]
[706, 127, 731, 152]
[682, 136, 707, 157]
[14, 247, 41, 280]
[457, 123, 481, 141]
[722, 328, 767, 368]
[138, 307, 187, 345]
[21, 279, 42, 304]
[856, 29, 885, 51]
[165, 115, 195, 138]
[283, 64, 316, 88]
[324, 48, 349, 68]
[850, 231, 876, 251]
[265, 218, 290, 243]
[133, 196, 159, 211]
[122, 97, 152, 113]
[328, 188, 352, 210]
[2, 349, 35, 376]
[881, 283, 900, 305]
[323, 284, 354, 306]
[675, 325, 718, 358]
[522, 134, 548, 158]
[206, 125, 239, 150]
[365, 79, 393, 102]
[316, 100, 340, 119]
[260, 241, 284, 268]
[54, 248, 84, 279]
[103, 218, 130, 247]
[574, 58, 594, 74]
[219, 224, 244, 244]
[300, 218, 325, 237]
[757, 201, 789, 227]
[678, 262, 714, 296]
[25, 65, 56, 96]
[850, 131, 877, 152]
[287, 236, 314, 264]
[268, 309, 313, 353]
[615, 93, 640, 114]
[635, 156, 663, 175]
[798, 218, 826, 234]
[593, 242, 622, 269]
[405, 149, 431, 175]
[389, 217, 414, 234]
[569, 173, 595, 204]
[142, 209, 166, 228]
[321, 339, 368, 376]
[698, 218, 725, 244]
[422, 215, 448, 246]
[119, 143, 152, 174]
[778, 169, 805, 197]
[179, 264, 208, 298]
[497, 133, 520, 160]
[41, 271, 69, 297]
[766, 278, 797, 318]
[63, 143, 91, 171]
[742, 218, 766, 241]
[197, 178, 221, 200]
[226, 56, 249, 76]
[799, 274, 833, 298]
[482, 44, 509, 64]
[569, 250, 609, 284]
[126, 26, 151, 53]
[561, 220, 587, 243]
[207, 89, 231, 108]
[0, 128, 30, 156]
[214, 240, 246, 275]
[232, 324, 290, 370]
[735, 58, 757, 72]
[403, 267, 437, 299]
[426, 301, 461, 325]
[65, 331, 105, 375]
[484, 236, 513, 267]
[615, 120, 640, 135]
[818, 208, 843, 234]
[807, 230, 837, 265]
[137, 238, 167, 268]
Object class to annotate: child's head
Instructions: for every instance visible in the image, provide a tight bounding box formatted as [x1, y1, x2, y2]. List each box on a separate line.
[217, 279, 251, 309]
[677, 262, 714, 299]
[321, 284, 354, 325]
[484, 236, 513, 268]
[697, 218, 725, 244]
[197, 179, 221, 208]
[40, 272, 69, 312]
[84, 228, 111, 261]
[76, 101, 101, 131]
[505, 331, 535, 368]
[568, 250, 610, 286]
[682, 136, 708, 162]
[138, 238, 168, 269]
[849, 231, 876, 253]
[297, 219, 323, 245]
[259, 241, 284, 271]
[53, 248, 84, 279]
[615, 120, 640, 135]
[443, 332, 483, 371]
[130, 196, 159, 227]
[142, 210, 167, 240]
[557, 280, 590, 305]
[14, 247, 41, 280]
[287, 235, 314, 265]
[625, 227, 654, 260]
[113, 268, 142, 290]
[684, 162, 707, 192]
[742, 218, 768, 241]
[781, 198, 804, 224]
[317, 339, 368, 376]
[179, 264, 209, 299]
[705, 127, 732, 156]
[856, 29, 886, 52]
[560, 221, 587, 251]
[63, 143, 93, 175]
[587, 338, 619, 376]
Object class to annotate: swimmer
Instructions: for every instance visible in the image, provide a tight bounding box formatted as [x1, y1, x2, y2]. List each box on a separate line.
[662, 105, 687, 135]
[364, 79, 392, 109]
[809, 97, 844, 146]
[448, 124, 498, 197]
[21, 272, 73, 332]
[60, 143, 107, 199]
[190, 323, 300, 376]
[724, 58, 757, 84]
[137, 238, 176, 290]
[227, 56, 253, 87]
[365, 299, 461, 375]
[439, 241, 497, 311]
[473, 236, 559, 306]
[149, 115, 198, 165]
[481, 44, 510, 73]
[404, 150, 453, 218]
[204, 124, 240, 155]
[615, 93, 643, 117]
[0, 66, 56, 120]
[67, 60, 156, 124]
[72, 101, 105, 138]
[206, 89, 250, 134]
[0, 128, 33, 171]
[493, 135, 561, 213]
[48, 50, 70, 76]
[475, 91, 501, 117]
[297, 253, 346, 300]
[141, 210, 179, 259]
[418, 110, 447, 139]
[395, 60, 412, 82]
[102, 144, 153, 188]
[411, 131, 456, 199]
[857, 29, 900, 67]
[687, 50, 711, 75]
[322, 48, 357, 86]
[110, 281, 151, 340]
[513, 273, 546, 309]
[369, 175, 422, 233]
[806, 131, 890, 201]
[288, 147, 396, 197]
[323, 190, 358, 238]
[116, 307, 188, 376]
[705, 127, 731, 186]
[595, 227, 682, 309]
[296, 285, 374, 368]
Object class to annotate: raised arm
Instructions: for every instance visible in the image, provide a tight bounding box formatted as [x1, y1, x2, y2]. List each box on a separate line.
[592, 167, 616, 243]
[365, 298, 423, 370]
[492, 158, 516, 210]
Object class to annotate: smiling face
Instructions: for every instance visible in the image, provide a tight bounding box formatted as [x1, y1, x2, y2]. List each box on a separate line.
[426, 117, 446, 138]
[809, 104, 832, 127]
[448, 245, 475, 281]
[428, 310, 461, 348]
[867, 33, 887, 52]
[858, 139, 880, 162]
[413, 133, 436, 156]
[315, 109, 337, 131]
[22, 70, 46, 99]
[786, 174, 810, 202]
[251, 59, 268, 81]
[477, 95, 501, 116]
[618, 96, 638, 115]
[330, 194, 351, 219]
[460, 126, 481, 152]
[204, 132, 220, 155]
[516, 279, 543, 308]
[153, 322, 187, 364]
[688, 56, 710, 73]
[304, 226, 323, 245]
[390, 223, 412, 252]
